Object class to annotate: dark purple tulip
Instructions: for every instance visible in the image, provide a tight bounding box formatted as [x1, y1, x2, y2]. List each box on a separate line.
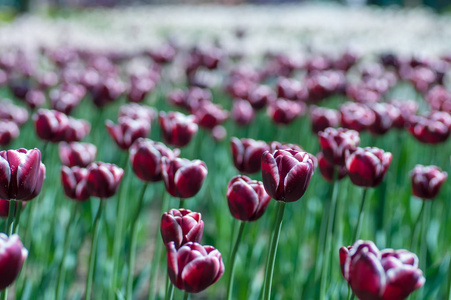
[166, 241, 224, 293]
[310, 106, 340, 134]
[389, 99, 418, 129]
[225, 78, 255, 100]
[340, 102, 375, 132]
[227, 175, 271, 221]
[261, 149, 314, 202]
[346, 147, 392, 188]
[61, 166, 90, 201]
[195, 102, 228, 130]
[367, 103, 401, 135]
[426, 85, 451, 113]
[340, 240, 425, 300]
[161, 157, 207, 198]
[0, 100, 28, 126]
[269, 141, 303, 153]
[50, 85, 85, 115]
[408, 111, 451, 144]
[127, 76, 155, 103]
[147, 44, 176, 64]
[267, 98, 305, 125]
[159, 112, 198, 148]
[106, 117, 150, 150]
[119, 103, 157, 123]
[0, 121, 19, 146]
[59, 142, 97, 167]
[276, 77, 303, 100]
[129, 138, 180, 182]
[317, 152, 347, 182]
[410, 165, 447, 200]
[0, 234, 28, 291]
[231, 99, 255, 126]
[0, 148, 45, 201]
[160, 209, 204, 249]
[33, 109, 70, 142]
[89, 75, 125, 107]
[86, 162, 124, 199]
[230, 137, 269, 174]
[306, 70, 346, 102]
[318, 128, 360, 166]
[64, 117, 91, 142]
[0, 199, 26, 218]
[25, 89, 46, 109]
[248, 85, 275, 110]
[346, 84, 382, 104]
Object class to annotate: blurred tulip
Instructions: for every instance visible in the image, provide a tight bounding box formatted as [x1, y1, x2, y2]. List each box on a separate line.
[0, 100, 28, 126]
[227, 175, 271, 221]
[0, 234, 28, 290]
[317, 152, 347, 182]
[248, 85, 275, 110]
[267, 98, 305, 125]
[261, 149, 314, 202]
[160, 209, 204, 249]
[86, 162, 124, 199]
[166, 241, 224, 293]
[276, 77, 303, 100]
[89, 76, 125, 107]
[425, 85, 451, 113]
[367, 103, 401, 135]
[106, 117, 150, 150]
[0, 121, 19, 146]
[159, 112, 198, 147]
[318, 127, 360, 166]
[231, 99, 255, 126]
[230, 137, 269, 174]
[0, 200, 26, 218]
[147, 44, 176, 64]
[346, 147, 392, 188]
[129, 138, 180, 182]
[408, 111, 451, 144]
[25, 89, 46, 109]
[211, 125, 227, 142]
[268, 141, 303, 153]
[410, 165, 447, 200]
[118, 103, 157, 123]
[340, 102, 375, 132]
[127, 76, 155, 103]
[33, 109, 69, 142]
[195, 102, 228, 130]
[50, 85, 85, 115]
[61, 166, 90, 201]
[389, 99, 418, 129]
[310, 106, 340, 133]
[64, 117, 91, 142]
[59, 142, 97, 167]
[161, 157, 207, 198]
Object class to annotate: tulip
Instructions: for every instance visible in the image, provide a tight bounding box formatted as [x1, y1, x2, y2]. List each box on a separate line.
[340, 102, 375, 132]
[61, 166, 90, 201]
[50, 85, 85, 115]
[0, 234, 28, 290]
[268, 141, 303, 153]
[160, 209, 204, 249]
[226, 175, 271, 222]
[231, 99, 255, 126]
[211, 125, 227, 142]
[166, 241, 224, 293]
[86, 162, 124, 199]
[194, 102, 229, 130]
[230, 137, 269, 174]
[159, 112, 198, 147]
[118, 103, 157, 123]
[0, 121, 19, 146]
[389, 99, 418, 129]
[127, 76, 155, 103]
[367, 103, 401, 135]
[24, 89, 46, 109]
[33, 109, 70, 143]
[276, 77, 303, 100]
[248, 85, 275, 110]
[310, 106, 340, 134]
[105, 117, 150, 150]
[0, 200, 26, 218]
[89, 76, 125, 107]
[318, 127, 360, 166]
[408, 111, 451, 144]
[340, 240, 425, 300]
[0, 100, 28, 126]
[317, 152, 347, 182]
[410, 165, 447, 200]
[64, 117, 91, 142]
[161, 157, 207, 198]
[267, 98, 305, 125]
[59, 142, 97, 167]
[129, 138, 180, 182]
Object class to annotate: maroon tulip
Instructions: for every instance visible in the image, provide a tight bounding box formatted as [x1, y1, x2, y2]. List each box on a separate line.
[0, 200, 26, 218]
[267, 98, 305, 125]
[346, 147, 392, 188]
[89, 76, 125, 107]
[310, 106, 340, 134]
[0, 234, 28, 290]
[276, 77, 303, 100]
[129, 138, 180, 182]
[166, 241, 224, 293]
[0, 100, 28, 126]
[340, 102, 375, 132]
[127, 76, 155, 103]
[269, 141, 303, 153]
[317, 152, 347, 182]
[61, 166, 90, 201]
[226, 175, 271, 221]
[86, 162, 124, 199]
[64, 117, 91, 142]
[318, 127, 360, 166]
[0, 148, 45, 201]
[231, 99, 255, 126]
[248, 85, 275, 110]
[340, 240, 425, 300]
[106, 117, 150, 150]
[261, 149, 314, 202]
[230, 137, 269, 174]
[367, 103, 401, 135]
[25, 89, 46, 109]
[33, 109, 70, 142]
[161, 157, 207, 198]
[195, 102, 229, 130]
[410, 165, 447, 200]
[0, 121, 19, 146]
[426, 85, 451, 113]
[159, 112, 198, 148]
[50, 85, 85, 115]
[118, 103, 157, 123]
[160, 209, 204, 249]
[389, 99, 418, 129]
[59, 142, 97, 167]
[408, 111, 451, 144]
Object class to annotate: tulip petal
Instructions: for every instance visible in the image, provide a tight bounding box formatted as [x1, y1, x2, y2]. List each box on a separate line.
[261, 151, 279, 199]
[227, 180, 259, 221]
[283, 162, 312, 202]
[181, 256, 219, 293]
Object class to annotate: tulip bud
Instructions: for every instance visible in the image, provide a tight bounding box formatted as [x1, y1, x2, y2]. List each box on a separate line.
[129, 138, 180, 182]
[194, 102, 229, 130]
[410, 165, 447, 200]
[408, 112, 451, 144]
[317, 152, 347, 182]
[267, 98, 305, 125]
[59, 142, 97, 167]
[161, 157, 207, 198]
[159, 112, 198, 148]
[0, 234, 28, 290]
[346, 147, 392, 188]
[61, 166, 90, 201]
[33, 109, 70, 142]
[227, 175, 271, 221]
[106, 117, 150, 150]
[86, 162, 124, 199]
[340, 102, 375, 132]
[0, 121, 19, 146]
[367, 103, 401, 135]
[166, 241, 224, 293]
[118, 103, 157, 123]
[318, 127, 360, 166]
[0, 148, 45, 201]
[231, 99, 255, 126]
[64, 117, 91, 142]
[160, 209, 204, 249]
[0, 100, 28, 126]
[310, 106, 340, 134]
[248, 85, 275, 110]
[261, 149, 314, 202]
[389, 99, 418, 129]
[230, 137, 269, 174]
[127, 76, 155, 103]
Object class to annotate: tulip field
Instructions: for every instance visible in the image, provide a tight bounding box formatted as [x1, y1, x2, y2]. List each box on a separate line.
[1, 5, 451, 300]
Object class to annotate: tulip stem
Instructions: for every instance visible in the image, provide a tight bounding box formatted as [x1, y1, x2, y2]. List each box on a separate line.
[419, 201, 431, 284]
[166, 283, 174, 300]
[12, 200, 23, 233]
[226, 221, 246, 300]
[85, 200, 105, 300]
[262, 201, 286, 300]
[179, 198, 183, 209]
[126, 183, 148, 300]
[352, 189, 368, 242]
[183, 291, 190, 300]
[410, 201, 425, 250]
[6, 199, 16, 235]
[447, 253, 451, 300]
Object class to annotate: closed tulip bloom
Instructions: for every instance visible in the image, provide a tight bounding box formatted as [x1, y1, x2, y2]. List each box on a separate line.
[0, 234, 28, 291]
[59, 142, 97, 167]
[340, 102, 375, 132]
[408, 112, 451, 144]
[346, 147, 392, 188]
[269, 141, 303, 153]
[129, 138, 180, 182]
[86, 162, 124, 199]
[33, 109, 70, 142]
[166, 241, 224, 293]
[61, 166, 90, 201]
[317, 152, 347, 182]
[248, 85, 275, 110]
[0, 100, 28, 126]
[64, 117, 91, 142]
[261, 149, 314, 202]
[24, 89, 46, 109]
[389, 99, 418, 129]
[227, 175, 271, 221]
[195, 102, 229, 130]
[367, 103, 401, 135]
[127, 76, 155, 103]
[231, 137, 269, 174]
[0, 121, 19, 146]
[160, 209, 204, 249]
[410, 165, 447, 200]
[118, 103, 157, 123]
[318, 127, 360, 166]
[231, 99, 255, 126]
[159, 112, 198, 148]
[0, 148, 45, 201]
[161, 157, 207, 198]
[106, 117, 150, 150]
[340, 240, 425, 300]
[267, 98, 305, 125]
[310, 106, 340, 134]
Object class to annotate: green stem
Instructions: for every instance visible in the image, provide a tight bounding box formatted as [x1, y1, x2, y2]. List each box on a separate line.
[420, 201, 431, 280]
[410, 201, 425, 250]
[85, 200, 105, 300]
[12, 200, 23, 233]
[6, 199, 16, 235]
[447, 253, 451, 300]
[126, 184, 148, 300]
[226, 221, 246, 300]
[183, 291, 190, 300]
[166, 283, 174, 300]
[262, 201, 286, 300]
[352, 189, 368, 242]
[179, 198, 183, 209]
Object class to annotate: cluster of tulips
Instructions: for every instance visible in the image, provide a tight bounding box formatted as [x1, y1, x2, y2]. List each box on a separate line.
[0, 27, 450, 300]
